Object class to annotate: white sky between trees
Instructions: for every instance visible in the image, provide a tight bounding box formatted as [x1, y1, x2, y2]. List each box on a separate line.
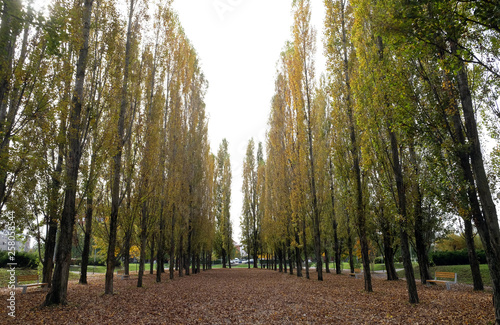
[172, 0, 327, 242]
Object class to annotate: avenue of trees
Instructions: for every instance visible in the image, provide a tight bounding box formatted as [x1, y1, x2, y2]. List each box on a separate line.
[0, 0, 235, 306]
[240, 0, 500, 323]
[1, 0, 499, 323]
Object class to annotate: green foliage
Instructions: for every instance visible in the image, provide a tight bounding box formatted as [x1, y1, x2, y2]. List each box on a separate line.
[429, 249, 487, 266]
[0, 251, 39, 269]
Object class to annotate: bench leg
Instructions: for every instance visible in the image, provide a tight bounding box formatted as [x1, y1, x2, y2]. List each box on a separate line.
[22, 287, 27, 294]
[446, 282, 450, 290]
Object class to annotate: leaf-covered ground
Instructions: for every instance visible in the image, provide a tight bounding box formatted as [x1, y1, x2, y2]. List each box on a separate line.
[1, 268, 494, 324]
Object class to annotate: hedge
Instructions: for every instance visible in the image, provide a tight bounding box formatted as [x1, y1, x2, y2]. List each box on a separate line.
[429, 249, 486, 266]
[0, 251, 39, 269]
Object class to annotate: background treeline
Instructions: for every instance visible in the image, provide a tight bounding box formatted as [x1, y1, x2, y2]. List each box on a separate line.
[0, 0, 233, 305]
[240, 0, 500, 321]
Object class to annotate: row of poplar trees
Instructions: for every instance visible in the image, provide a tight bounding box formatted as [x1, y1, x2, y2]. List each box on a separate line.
[0, 0, 228, 306]
[240, 0, 500, 323]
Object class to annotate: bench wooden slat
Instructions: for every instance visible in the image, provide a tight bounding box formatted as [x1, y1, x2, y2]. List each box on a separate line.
[428, 271, 457, 290]
[116, 270, 130, 280]
[15, 275, 48, 294]
[434, 272, 456, 279]
[349, 268, 362, 279]
[16, 275, 40, 282]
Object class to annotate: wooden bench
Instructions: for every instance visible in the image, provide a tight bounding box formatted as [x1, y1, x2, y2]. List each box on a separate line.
[427, 271, 457, 290]
[15, 275, 48, 294]
[116, 270, 130, 280]
[349, 268, 363, 279]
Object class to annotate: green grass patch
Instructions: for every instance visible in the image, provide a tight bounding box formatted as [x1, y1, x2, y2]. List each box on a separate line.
[0, 267, 79, 288]
[212, 263, 251, 269]
[396, 264, 492, 286]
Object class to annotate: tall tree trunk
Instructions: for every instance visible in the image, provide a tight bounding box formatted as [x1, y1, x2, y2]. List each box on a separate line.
[149, 235, 155, 275]
[156, 204, 165, 282]
[389, 129, 418, 304]
[463, 217, 484, 290]
[287, 239, 293, 275]
[43, 145, 64, 286]
[79, 195, 92, 285]
[454, 57, 500, 323]
[169, 204, 176, 279]
[443, 52, 487, 292]
[409, 147, 431, 284]
[221, 247, 226, 268]
[179, 235, 184, 277]
[187, 222, 192, 276]
[325, 249, 330, 273]
[43, 0, 94, 306]
[381, 216, 398, 281]
[303, 216, 309, 279]
[278, 248, 283, 272]
[304, 71, 322, 281]
[334, 224, 341, 275]
[105, 0, 135, 295]
[328, 160, 341, 275]
[80, 139, 98, 285]
[339, 0, 371, 292]
[123, 227, 131, 276]
[42, 40, 71, 287]
[137, 201, 148, 287]
[295, 232, 302, 277]
[253, 240, 258, 269]
[0, 0, 22, 207]
[346, 212, 355, 274]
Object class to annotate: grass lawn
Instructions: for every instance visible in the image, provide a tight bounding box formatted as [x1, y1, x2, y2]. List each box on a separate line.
[0, 267, 80, 287]
[69, 263, 158, 274]
[397, 264, 492, 286]
[312, 262, 406, 271]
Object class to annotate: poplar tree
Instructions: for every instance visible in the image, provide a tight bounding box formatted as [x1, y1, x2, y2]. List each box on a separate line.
[214, 139, 232, 268]
[44, 0, 94, 306]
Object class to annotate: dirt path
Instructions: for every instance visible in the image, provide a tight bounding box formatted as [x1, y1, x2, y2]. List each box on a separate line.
[1, 268, 494, 324]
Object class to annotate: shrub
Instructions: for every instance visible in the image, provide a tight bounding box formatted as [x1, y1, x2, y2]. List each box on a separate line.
[374, 257, 384, 264]
[0, 251, 39, 269]
[429, 249, 487, 266]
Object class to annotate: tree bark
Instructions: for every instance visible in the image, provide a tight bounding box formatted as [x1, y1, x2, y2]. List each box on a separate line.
[410, 147, 431, 285]
[169, 204, 176, 280]
[137, 201, 148, 287]
[381, 216, 398, 281]
[156, 204, 165, 282]
[303, 215, 310, 279]
[149, 235, 155, 275]
[463, 217, 484, 290]
[221, 247, 226, 268]
[43, 143, 64, 287]
[79, 195, 92, 285]
[389, 129, 419, 304]
[105, 0, 134, 295]
[0, 0, 22, 207]
[325, 249, 330, 273]
[346, 212, 354, 274]
[454, 56, 500, 321]
[43, 0, 94, 306]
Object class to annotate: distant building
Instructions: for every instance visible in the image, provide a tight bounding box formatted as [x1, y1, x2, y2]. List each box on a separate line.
[0, 231, 29, 252]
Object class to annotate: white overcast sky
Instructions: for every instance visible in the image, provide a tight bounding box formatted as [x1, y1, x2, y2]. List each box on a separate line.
[172, 0, 327, 242]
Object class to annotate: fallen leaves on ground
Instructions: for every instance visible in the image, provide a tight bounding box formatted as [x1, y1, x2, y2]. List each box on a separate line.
[1, 268, 494, 324]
